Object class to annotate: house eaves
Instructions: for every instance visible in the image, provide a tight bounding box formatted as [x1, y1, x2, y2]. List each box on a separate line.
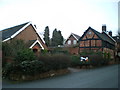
[2, 22, 45, 44]
[29, 39, 44, 49]
[2, 22, 30, 42]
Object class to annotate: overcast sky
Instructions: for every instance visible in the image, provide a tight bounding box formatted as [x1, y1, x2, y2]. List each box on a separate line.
[0, 0, 119, 39]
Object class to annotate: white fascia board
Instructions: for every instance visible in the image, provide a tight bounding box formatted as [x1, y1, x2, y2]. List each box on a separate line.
[64, 33, 73, 44]
[2, 38, 11, 42]
[37, 33, 45, 44]
[29, 39, 44, 49]
[11, 22, 31, 39]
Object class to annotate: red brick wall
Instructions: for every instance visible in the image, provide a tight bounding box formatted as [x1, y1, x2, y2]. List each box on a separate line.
[69, 47, 79, 54]
[65, 35, 77, 46]
[13, 25, 48, 50]
[103, 48, 114, 59]
[63, 47, 79, 55]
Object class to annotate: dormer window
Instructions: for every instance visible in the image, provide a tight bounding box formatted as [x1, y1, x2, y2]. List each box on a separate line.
[68, 40, 71, 45]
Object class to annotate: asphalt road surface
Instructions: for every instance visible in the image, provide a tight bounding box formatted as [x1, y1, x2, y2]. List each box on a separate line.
[2, 64, 119, 88]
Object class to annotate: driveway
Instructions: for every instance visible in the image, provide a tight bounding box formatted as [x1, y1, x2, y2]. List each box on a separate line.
[2, 64, 119, 88]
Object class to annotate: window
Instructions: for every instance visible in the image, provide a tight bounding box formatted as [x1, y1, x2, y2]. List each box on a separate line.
[68, 40, 71, 45]
[73, 40, 77, 45]
[88, 31, 92, 35]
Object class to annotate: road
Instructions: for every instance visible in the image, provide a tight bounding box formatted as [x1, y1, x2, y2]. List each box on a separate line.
[2, 64, 119, 88]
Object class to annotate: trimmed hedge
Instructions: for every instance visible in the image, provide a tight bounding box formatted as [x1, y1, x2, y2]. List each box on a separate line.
[70, 55, 80, 67]
[89, 54, 110, 66]
[70, 55, 90, 67]
[2, 54, 71, 80]
[39, 54, 71, 71]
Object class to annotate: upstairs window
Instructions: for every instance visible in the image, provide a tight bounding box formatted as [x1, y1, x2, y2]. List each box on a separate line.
[68, 40, 71, 45]
[73, 40, 77, 45]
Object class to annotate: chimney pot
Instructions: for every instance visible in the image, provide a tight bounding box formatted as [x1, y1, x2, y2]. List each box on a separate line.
[109, 31, 112, 36]
[102, 24, 106, 32]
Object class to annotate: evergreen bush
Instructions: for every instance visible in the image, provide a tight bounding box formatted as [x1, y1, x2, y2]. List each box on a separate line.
[39, 54, 71, 71]
[15, 49, 36, 63]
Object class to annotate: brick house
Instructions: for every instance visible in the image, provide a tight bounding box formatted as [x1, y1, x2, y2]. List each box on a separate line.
[64, 33, 80, 54]
[79, 25, 116, 58]
[64, 33, 80, 47]
[1, 22, 48, 55]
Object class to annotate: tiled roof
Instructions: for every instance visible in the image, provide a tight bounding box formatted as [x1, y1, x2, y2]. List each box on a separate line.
[82, 27, 115, 45]
[27, 40, 37, 47]
[1, 22, 29, 41]
[113, 36, 120, 43]
[72, 33, 81, 40]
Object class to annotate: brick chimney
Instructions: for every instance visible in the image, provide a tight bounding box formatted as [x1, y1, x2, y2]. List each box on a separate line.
[108, 31, 112, 36]
[102, 24, 106, 32]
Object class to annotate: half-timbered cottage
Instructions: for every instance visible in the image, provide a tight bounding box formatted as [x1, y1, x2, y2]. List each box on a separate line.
[79, 25, 116, 58]
[1, 22, 48, 55]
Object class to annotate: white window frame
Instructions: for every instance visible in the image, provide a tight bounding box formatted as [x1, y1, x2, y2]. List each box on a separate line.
[68, 40, 71, 45]
[73, 40, 77, 45]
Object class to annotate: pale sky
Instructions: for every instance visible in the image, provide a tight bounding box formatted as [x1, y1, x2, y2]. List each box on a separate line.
[0, 0, 119, 39]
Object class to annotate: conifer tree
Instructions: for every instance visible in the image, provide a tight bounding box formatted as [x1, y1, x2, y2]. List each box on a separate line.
[51, 29, 64, 46]
[43, 26, 50, 46]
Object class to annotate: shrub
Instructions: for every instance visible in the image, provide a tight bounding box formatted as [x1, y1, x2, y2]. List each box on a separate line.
[39, 54, 71, 71]
[2, 40, 27, 67]
[2, 63, 22, 79]
[2, 40, 26, 58]
[70, 55, 80, 67]
[15, 49, 36, 63]
[70, 55, 91, 67]
[19, 60, 45, 75]
[2, 63, 13, 79]
[2, 60, 45, 79]
[89, 54, 109, 66]
[50, 47, 69, 55]
[41, 49, 48, 54]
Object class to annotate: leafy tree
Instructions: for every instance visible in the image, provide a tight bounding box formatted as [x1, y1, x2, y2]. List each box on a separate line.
[51, 29, 64, 46]
[2, 39, 37, 68]
[2, 40, 26, 58]
[43, 26, 50, 46]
